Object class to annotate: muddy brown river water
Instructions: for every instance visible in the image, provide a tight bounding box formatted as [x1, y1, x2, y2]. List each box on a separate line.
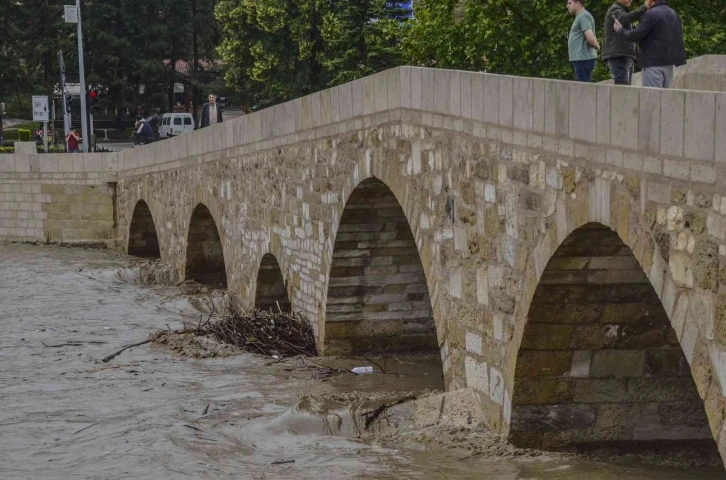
[2, 243, 725, 479]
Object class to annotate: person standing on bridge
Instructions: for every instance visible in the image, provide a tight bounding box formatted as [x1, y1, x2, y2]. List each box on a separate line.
[602, 0, 646, 85]
[613, 0, 686, 88]
[200, 94, 223, 129]
[567, 0, 601, 82]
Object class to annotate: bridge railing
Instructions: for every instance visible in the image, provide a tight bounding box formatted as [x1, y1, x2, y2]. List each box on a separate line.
[116, 65, 724, 182]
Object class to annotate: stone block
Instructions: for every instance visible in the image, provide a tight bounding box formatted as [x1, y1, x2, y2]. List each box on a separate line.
[387, 67, 401, 110]
[596, 85, 611, 144]
[449, 70, 461, 117]
[717, 93, 726, 164]
[685, 91, 716, 161]
[433, 69, 450, 115]
[660, 89, 685, 157]
[362, 76, 375, 115]
[569, 82, 597, 143]
[460, 71, 473, 119]
[498, 76, 514, 127]
[516, 351, 572, 377]
[465, 356, 489, 394]
[351, 79, 363, 117]
[573, 378, 628, 403]
[520, 324, 573, 350]
[471, 72, 485, 122]
[374, 70, 388, 112]
[663, 158, 689, 180]
[638, 88, 660, 154]
[513, 77, 533, 131]
[544, 80, 569, 137]
[510, 404, 595, 432]
[570, 350, 592, 378]
[610, 86, 639, 149]
[421, 68, 434, 112]
[590, 350, 644, 377]
[482, 74, 500, 125]
[533, 79, 545, 133]
[513, 377, 574, 405]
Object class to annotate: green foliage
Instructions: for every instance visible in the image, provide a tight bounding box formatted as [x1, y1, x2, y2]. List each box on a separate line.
[403, 0, 726, 81]
[18, 129, 31, 141]
[0, 147, 15, 154]
[0, 1, 222, 117]
[321, 1, 407, 86]
[216, 0, 329, 109]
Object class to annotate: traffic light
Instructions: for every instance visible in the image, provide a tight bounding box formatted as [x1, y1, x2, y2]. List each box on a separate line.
[88, 88, 98, 113]
[65, 94, 73, 113]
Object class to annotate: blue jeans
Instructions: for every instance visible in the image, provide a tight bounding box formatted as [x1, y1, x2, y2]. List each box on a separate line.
[608, 57, 634, 85]
[572, 59, 596, 82]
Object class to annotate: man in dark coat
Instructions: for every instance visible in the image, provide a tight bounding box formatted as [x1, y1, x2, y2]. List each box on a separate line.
[200, 93, 223, 128]
[602, 0, 646, 85]
[613, 0, 687, 88]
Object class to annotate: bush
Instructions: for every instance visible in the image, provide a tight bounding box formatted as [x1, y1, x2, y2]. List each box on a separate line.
[3, 129, 19, 141]
[0, 147, 15, 154]
[18, 129, 31, 141]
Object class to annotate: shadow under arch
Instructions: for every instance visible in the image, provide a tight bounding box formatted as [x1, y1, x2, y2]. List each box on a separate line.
[510, 222, 721, 462]
[254, 253, 291, 313]
[324, 177, 438, 356]
[184, 203, 227, 288]
[127, 200, 161, 259]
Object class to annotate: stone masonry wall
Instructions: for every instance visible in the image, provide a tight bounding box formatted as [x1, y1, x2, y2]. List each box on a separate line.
[185, 204, 227, 288]
[110, 65, 726, 461]
[325, 178, 437, 355]
[0, 146, 117, 242]
[510, 223, 713, 451]
[127, 200, 161, 258]
[255, 253, 291, 312]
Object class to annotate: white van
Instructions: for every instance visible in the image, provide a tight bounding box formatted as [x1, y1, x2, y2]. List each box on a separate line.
[158, 113, 195, 138]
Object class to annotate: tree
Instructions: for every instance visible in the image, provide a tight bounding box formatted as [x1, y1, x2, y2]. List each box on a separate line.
[321, 0, 407, 86]
[216, 0, 329, 110]
[402, 0, 726, 81]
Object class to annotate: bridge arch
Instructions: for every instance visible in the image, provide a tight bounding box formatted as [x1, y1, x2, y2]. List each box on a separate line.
[127, 200, 161, 259]
[509, 220, 721, 459]
[323, 176, 439, 356]
[184, 203, 227, 288]
[254, 253, 291, 313]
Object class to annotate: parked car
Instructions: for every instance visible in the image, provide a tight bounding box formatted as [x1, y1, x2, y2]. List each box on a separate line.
[158, 113, 195, 138]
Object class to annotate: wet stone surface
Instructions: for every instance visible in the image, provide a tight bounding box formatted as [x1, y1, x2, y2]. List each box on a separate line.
[1, 243, 724, 479]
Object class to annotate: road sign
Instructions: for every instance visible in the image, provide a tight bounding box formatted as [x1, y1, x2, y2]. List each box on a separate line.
[32, 96, 49, 122]
[64, 5, 78, 23]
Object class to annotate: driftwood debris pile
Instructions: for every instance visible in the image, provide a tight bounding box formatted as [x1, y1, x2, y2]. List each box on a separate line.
[197, 307, 318, 357]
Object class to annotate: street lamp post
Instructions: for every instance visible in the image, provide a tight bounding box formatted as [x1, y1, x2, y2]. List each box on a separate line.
[65, 1, 89, 152]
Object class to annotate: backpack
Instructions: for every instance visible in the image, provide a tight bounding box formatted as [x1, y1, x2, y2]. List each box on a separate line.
[141, 120, 153, 137]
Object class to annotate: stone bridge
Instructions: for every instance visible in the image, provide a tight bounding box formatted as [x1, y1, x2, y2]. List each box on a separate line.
[2, 60, 726, 460]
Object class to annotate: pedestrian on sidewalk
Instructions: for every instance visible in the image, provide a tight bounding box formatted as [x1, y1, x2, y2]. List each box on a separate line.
[613, 0, 686, 88]
[602, 0, 647, 85]
[567, 0, 601, 82]
[200, 94, 223, 129]
[132, 116, 153, 147]
[66, 129, 80, 153]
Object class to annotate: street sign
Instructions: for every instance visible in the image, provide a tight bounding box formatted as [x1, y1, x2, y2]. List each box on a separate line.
[32, 96, 49, 122]
[64, 5, 78, 23]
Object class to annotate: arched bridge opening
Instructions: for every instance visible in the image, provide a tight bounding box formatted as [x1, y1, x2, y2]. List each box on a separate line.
[324, 178, 438, 356]
[254, 253, 291, 313]
[127, 200, 161, 259]
[510, 223, 720, 461]
[184, 204, 227, 288]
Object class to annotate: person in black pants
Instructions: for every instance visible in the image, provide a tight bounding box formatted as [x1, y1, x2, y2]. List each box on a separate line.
[602, 0, 646, 85]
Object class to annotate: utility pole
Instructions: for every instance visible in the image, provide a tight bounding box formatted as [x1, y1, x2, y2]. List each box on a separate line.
[58, 50, 70, 137]
[65, 1, 89, 152]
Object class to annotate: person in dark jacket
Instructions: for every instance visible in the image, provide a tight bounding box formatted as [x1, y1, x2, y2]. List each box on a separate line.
[602, 0, 646, 85]
[613, 0, 687, 88]
[200, 93, 223, 128]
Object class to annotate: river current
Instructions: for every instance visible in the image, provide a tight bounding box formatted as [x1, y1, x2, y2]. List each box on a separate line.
[1, 243, 724, 479]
